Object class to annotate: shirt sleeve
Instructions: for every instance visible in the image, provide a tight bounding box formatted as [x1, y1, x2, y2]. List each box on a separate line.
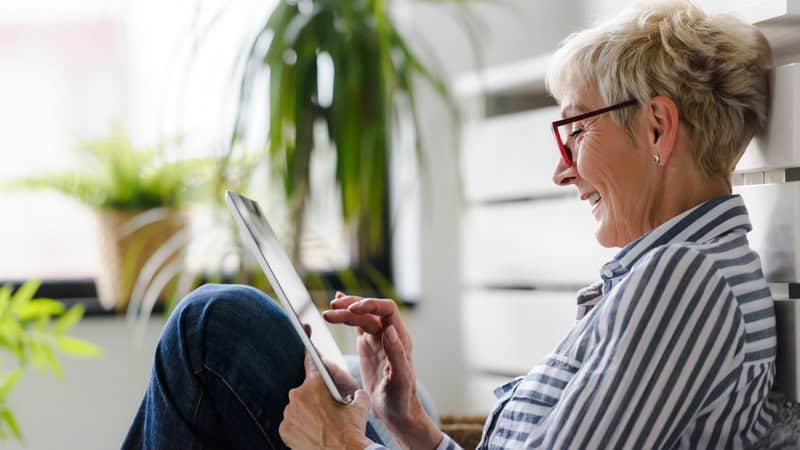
[363, 432, 462, 450]
[534, 245, 746, 449]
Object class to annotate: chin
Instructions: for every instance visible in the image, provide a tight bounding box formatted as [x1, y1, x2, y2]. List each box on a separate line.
[594, 223, 620, 248]
[595, 231, 617, 248]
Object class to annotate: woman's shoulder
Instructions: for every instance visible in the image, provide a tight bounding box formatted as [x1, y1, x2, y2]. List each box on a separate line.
[607, 236, 757, 321]
[631, 232, 762, 288]
[619, 233, 774, 349]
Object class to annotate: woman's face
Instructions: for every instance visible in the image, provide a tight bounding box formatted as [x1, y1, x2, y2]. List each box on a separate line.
[552, 85, 658, 248]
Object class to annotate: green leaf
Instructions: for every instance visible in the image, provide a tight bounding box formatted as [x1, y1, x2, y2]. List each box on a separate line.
[29, 340, 46, 371]
[10, 280, 40, 314]
[5, 126, 213, 210]
[0, 369, 22, 401]
[0, 286, 11, 315]
[335, 269, 361, 294]
[0, 316, 24, 340]
[231, 0, 483, 272]
[42, 344, 63, 379]
[35, 315, 48, 333]
[364, 265, 400, 303]
[0, 407, 22, 441]
[55, 336, 103, 358]
[54, 304, 85, 335]
[0, 326, 24, 363]
[16, 299, 65, 321]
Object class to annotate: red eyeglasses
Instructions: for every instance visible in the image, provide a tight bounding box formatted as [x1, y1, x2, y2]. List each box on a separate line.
[551, 99, 638, 167]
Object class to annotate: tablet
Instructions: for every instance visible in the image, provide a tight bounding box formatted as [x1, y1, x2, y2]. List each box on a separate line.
[225, 190, 351, 404]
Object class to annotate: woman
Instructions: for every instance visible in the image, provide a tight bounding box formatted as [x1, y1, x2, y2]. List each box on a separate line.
[123, 1, 777, 449]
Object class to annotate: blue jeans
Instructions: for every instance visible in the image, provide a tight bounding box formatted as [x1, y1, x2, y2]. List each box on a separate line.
[122, 284, 427, 449]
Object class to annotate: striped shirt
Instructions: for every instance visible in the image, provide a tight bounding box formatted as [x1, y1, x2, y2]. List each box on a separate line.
[368, 194, 777, 450]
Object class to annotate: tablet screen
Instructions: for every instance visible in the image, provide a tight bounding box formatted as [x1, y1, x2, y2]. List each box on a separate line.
[226, 192, 346, 369]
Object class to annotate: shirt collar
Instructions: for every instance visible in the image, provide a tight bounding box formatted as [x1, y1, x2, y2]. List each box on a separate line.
[599, 194, 752, 283]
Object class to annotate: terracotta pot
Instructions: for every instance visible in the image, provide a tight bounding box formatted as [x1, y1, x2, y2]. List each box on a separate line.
[94, 209, 186, 311]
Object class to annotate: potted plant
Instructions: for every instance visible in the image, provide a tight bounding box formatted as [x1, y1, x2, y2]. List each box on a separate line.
[224, 0, 482, 291]
[0, 280, 101, 441]
[6, 128, 213, 311]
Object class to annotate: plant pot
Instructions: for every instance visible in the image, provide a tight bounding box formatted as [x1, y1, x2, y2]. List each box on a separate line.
[94, 209, 186, 311]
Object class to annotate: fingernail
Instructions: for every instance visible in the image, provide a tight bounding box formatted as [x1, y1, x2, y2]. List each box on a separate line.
[386, 325, 399, 343]
[348, 300, 363, 310]
[335, 291, 344, 298]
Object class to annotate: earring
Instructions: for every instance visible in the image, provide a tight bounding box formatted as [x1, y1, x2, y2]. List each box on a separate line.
[653, 154, 662, 165]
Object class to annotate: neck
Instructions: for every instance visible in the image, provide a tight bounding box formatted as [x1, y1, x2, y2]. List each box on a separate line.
[650, 172, 730, 233]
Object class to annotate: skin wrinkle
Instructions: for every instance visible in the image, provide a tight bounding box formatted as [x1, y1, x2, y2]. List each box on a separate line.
[553, 84, 729, 248]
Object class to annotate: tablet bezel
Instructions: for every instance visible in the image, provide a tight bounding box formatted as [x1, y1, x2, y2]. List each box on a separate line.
[225, 190, 351, 405]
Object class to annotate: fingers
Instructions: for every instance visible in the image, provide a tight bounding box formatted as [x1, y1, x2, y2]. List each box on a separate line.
[327, 295, 410, 352]
[358, 329, 384, 355]
[322, 309, 384, 334]
[346, 297, 396, 316]
[348, 389, 371, 410]
[348, 299, 411, 347]
[319, 355, 360, 395]
[329, 295, 363, 310]
[303, 351, 319, 376]
[382, 325, 412, 379]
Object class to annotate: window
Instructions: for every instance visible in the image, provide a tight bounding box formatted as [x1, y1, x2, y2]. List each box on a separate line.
[0, 1, 417, 301]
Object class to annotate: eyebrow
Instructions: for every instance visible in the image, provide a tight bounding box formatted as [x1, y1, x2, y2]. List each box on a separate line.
[561, 103, 591, 119]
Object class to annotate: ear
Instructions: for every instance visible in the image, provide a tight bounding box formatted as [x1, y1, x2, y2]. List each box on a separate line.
[645, 96, 679, 165]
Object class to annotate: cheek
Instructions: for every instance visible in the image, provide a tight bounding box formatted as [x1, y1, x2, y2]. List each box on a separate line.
[575, 138, 614, 184]
[578, 131, 644, 195]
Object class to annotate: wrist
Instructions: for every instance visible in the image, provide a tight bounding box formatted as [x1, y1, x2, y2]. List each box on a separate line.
[389, 409, 442, 450]
[343, 432, 374, 449]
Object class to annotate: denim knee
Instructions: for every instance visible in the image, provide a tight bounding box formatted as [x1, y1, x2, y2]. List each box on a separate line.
[170, 283, 286, 328]
[162, 284, 295, 369]
[145, 283, 307, 449]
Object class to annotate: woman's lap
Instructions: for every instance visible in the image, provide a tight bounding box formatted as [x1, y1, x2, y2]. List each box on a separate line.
[122, 284, 386, 449]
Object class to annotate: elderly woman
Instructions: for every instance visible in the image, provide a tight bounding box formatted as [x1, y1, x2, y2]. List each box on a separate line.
[123, 1, 777, 449]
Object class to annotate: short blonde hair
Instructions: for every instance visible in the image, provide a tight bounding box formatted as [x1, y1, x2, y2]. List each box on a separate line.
[546, 0, 772, 178]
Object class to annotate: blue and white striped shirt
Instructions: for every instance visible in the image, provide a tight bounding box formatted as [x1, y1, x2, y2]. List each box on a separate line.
[368, 194, 777, 450]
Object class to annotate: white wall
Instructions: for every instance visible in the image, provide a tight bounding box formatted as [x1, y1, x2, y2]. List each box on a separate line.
[6, 319, 163, 450]
[400, 0, 584, 414]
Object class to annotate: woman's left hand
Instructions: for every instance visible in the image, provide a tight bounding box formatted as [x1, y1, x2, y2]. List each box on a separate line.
[279, 352, 374, 450]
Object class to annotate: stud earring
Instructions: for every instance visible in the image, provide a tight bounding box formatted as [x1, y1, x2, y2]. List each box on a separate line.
[653, 154, 662, 165]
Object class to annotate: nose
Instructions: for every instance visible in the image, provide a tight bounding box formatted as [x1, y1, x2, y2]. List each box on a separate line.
[552, 156, 578, 187]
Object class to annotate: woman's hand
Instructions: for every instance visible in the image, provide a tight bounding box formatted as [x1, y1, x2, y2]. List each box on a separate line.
[302, 323, 360, 398]
[279, 351, 373, 450]
[322, 293, 442, 449]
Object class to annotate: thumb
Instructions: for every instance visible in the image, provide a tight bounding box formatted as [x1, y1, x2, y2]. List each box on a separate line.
[348, 389, 371, 410]
[382, 325, 411, 377]
[303, 351, 319, 376]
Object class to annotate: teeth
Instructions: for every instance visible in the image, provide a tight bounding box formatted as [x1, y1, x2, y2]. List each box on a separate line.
[588, 192, 602, 206]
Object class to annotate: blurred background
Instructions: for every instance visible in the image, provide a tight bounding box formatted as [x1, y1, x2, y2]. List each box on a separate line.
[2, 0, 796, 448]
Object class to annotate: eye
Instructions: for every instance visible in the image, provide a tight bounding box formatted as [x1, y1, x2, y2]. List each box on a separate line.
[569, 128, 584, 138]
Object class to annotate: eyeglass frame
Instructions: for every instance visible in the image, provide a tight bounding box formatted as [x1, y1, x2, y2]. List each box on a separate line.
[551, 98, 639, 167]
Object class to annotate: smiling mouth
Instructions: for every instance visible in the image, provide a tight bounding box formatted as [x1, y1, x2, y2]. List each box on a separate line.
[588, 192, 602, 206]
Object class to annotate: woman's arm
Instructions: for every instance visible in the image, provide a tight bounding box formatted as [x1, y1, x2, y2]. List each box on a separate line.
[323, 294, 457, 449]
[280, 350, 462, 450]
